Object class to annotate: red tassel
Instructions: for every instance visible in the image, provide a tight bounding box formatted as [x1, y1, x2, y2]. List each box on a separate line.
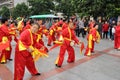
[80, 42, 85, 54]
[49, 44, 60, 51]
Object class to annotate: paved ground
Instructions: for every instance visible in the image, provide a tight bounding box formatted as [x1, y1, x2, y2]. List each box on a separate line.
[0, 36, 120, 80]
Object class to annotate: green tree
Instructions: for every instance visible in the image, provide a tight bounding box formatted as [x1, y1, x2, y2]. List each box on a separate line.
[54, 0, 120, 18]
[12, 3, 29, 18]
[28, 0, 54, 15]
[54, 0, 76, 17]
[0, 6, 10, 18]
[73, 0, 120, 18]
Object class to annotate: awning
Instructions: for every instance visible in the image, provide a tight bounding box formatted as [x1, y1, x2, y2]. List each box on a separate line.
[30, 14, 62, 19]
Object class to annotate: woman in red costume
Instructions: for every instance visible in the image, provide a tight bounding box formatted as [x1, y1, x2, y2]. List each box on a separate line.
[114, 21, 120, 50]
[0, 18, 11, 64]
[55, 20, 81, 67]
[14, 22, 41, 80]
[84, 24, 100, 56]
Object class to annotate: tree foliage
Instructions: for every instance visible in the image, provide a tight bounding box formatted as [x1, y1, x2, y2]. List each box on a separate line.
[12, 3, 29, 18]
[54, 0, 120, 18]
[1, 0, 120, 18]
[54, 0, 76, 16]
[28, 0, 54, 15]
[0, 6, 10, 18]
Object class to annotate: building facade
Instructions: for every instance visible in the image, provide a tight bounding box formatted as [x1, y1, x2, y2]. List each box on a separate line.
[0, 0, 28, 9]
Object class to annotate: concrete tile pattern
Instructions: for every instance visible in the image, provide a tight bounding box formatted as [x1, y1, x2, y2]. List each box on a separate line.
[0, 37, 120, 80]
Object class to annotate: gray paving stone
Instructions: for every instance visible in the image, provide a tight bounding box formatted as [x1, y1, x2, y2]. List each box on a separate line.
[3, 36, 120, 80]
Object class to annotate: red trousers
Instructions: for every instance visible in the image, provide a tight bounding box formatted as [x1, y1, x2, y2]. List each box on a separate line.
[114, 36, 120, 49]
[56, 44, 75, 66]
[14, 47, 38, 80]
[0, 45, 12, 63]
[6, 45, 12, 60]
[47, 35, 55, 45]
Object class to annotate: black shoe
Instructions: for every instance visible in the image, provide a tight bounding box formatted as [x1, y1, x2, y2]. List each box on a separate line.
[47, 44, 51, 46]
[55, 64, 61, 68]
[34, 73, 41, 76]
[53, 42, 55, 45]
[8, 59, 13, 61]
[0, 62, 6, 64]
[91, 51, 94, 53]
[117, 49, 120, 51]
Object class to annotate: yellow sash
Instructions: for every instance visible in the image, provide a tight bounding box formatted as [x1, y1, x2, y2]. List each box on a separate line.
[50, 29, 54, 35]
[36, 34, 42, 42]
[17, 19, 23, 31]
[64, 27, 72, 41]
[2, 37, 10, 50]
[18, 41, 27, 51]
[96, 31, 100, 43]
[68, 27, 72, 40]
[88, 34, 93, 48]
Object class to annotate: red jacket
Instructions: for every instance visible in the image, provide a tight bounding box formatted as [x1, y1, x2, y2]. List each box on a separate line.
[17, 29, 42, 51]
[62, 22, 68, 30]
[62, 27, 79, 46]
[88, 28, 97, 40]
[23, 24, 31, 31]
[0, 24, 10, 42]
[102, 23, 109, 31]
